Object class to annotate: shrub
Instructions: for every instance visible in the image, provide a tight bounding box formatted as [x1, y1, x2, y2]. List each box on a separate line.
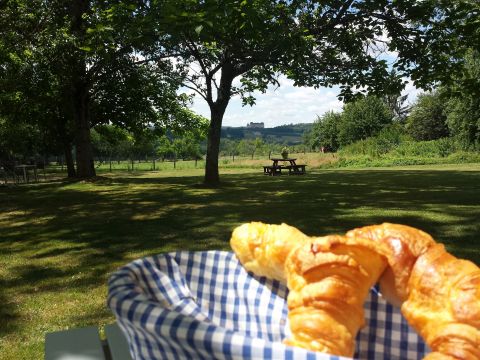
[406, 91, 449, 141]
[392, 138, 457, 158]
[307, 111, 341, 151]
[338, 96, 394, 146]
[339, 124, 408, 157]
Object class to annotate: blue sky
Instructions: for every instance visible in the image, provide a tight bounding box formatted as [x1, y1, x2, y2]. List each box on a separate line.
[188, 75, 422, 128]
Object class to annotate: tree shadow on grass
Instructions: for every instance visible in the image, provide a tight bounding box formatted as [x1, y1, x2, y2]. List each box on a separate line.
[0, 279, 20, 338]
[0, 168, 479, 341]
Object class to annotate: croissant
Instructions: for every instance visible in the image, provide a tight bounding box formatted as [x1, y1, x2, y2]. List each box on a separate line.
[346, 223, 435, 307]
[401, 243, 480, 360]
[230, 222, 309, 282]
[230, 222, 480, 359]
[283, 235, 388, 357]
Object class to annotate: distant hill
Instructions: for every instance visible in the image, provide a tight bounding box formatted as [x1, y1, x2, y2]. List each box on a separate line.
[221, 123, 312, 145]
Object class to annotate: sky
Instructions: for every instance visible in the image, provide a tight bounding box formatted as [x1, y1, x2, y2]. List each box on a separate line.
[187, 75, 423, 128]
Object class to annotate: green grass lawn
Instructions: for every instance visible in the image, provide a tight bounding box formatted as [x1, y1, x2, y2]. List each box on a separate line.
[1, 164, 479, 359]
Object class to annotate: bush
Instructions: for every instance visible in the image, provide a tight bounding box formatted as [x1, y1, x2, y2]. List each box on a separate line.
[340, 124, 409, 157]
[306, 111, 341, 151]
[406, 91, 449, 141]
[392, 138, 457, 158]
[338, 96, 394, 146]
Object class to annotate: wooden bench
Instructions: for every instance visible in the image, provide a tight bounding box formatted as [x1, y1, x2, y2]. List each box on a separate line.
[45, 323, 132, 360]
[263, 165, 283, 176]
[284, 164, 307, 175]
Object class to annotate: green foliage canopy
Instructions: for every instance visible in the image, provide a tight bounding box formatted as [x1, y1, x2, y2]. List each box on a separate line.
[406, 92, 449, 141]
[308, 111, 341, 151]
[444, 50, 480, 149]
[338, 96, 394, 146]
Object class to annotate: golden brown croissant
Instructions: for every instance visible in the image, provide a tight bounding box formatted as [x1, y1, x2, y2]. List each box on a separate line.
[230, 222, 309, 282]
[346, 223, 435, 307]
[230, 221, 480, 359]
[283, 235, 389, 357]
[401, 243, 480, 360]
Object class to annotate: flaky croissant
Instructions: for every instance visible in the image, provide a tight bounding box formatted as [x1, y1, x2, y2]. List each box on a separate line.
[347, 223, 480, 359]
[230, 221, 480, 359]
[346, 223, 436, 307]
[283, 235, 388, 357]
[230, 222, 309, 282]
[401, 243, 480, 360]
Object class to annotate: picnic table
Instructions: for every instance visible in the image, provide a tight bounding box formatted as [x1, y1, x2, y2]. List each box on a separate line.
[263, 157, 307, 176]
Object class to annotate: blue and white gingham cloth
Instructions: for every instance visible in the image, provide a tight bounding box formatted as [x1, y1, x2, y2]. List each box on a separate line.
[107, 251, 429, 359]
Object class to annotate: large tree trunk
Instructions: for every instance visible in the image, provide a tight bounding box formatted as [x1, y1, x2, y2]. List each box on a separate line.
[63, 141, 76, 178]
[72, 79, 95, 178]
[55, 113, 77, 178]
[70, 0, 95, 178]
[204, 64, 234, 186]
[204, 105, 227, 185]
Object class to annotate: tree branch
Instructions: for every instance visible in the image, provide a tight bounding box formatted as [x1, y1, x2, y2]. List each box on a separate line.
[183, 36, 214, 104]
[182, 83, 208, 102]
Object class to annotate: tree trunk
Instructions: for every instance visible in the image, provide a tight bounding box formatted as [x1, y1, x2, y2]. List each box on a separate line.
[204, 64, 234, 186]
[204, 106, 227, 185]
[63, 141, 76, 178]
[70, 0, 95, 179]
[73, 81, 95, 178]
[57, 116, 76, 178]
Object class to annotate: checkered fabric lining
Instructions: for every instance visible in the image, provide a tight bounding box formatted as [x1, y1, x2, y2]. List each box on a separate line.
[107, 250, 429, 359]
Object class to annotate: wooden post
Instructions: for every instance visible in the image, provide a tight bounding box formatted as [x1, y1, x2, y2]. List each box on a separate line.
[153, 158, 155, 171]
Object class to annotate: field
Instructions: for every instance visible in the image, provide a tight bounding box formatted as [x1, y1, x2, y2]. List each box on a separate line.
[1, 160, 480, 359]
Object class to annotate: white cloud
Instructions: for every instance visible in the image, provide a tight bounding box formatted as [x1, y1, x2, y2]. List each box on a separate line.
[403, 80, 422, 106]
[188, 75, 421, 128]
[189, 76, 343, 127]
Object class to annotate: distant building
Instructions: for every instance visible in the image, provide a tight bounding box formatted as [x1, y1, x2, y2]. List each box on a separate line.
[246, 122, 264, 129]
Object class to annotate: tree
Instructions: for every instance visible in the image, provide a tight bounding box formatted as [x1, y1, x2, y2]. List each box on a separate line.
[406, 92, 449, 141]
[156, 135, 174, 161]
[139, 0, 449, 185]
[383, 94, 410, 123]
[1, 0, 196, 178]
[338, 96, 393, 146]
[444, 50, 480, 149]
[307, 111, 341, 152]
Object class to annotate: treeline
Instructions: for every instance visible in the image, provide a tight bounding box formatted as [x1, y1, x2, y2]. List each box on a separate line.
[220, 138, 306, 159]
[89, 124, 207, 163]
[304, 51, 480, 159]
[89, 125, 308, 164]
[221, 123, 312, 144]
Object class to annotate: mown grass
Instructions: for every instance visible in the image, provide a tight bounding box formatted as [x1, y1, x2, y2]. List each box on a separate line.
[1, 164, 480, 359]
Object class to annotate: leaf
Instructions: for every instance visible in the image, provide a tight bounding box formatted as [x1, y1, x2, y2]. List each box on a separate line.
[195, 25, 203, 35]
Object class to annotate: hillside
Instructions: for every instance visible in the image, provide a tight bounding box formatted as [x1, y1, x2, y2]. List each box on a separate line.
[221, 123, 312, 144]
